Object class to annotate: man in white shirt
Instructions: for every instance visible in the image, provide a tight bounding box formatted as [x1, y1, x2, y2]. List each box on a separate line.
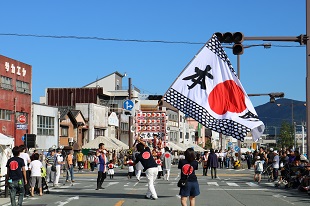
[53, 149, 64, 187]
[272, 150, 280, 181]
[19, 145, 31, 197]
[29, 153, 43, 196]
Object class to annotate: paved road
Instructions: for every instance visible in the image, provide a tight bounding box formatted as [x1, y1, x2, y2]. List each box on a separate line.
[1, 165, 310, 206]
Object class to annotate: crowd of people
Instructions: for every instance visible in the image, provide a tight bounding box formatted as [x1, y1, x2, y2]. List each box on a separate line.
[6, 140, 310, 206]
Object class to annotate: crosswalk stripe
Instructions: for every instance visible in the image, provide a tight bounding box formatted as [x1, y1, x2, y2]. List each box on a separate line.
[207, 182, 219, 186]
[246, 182, 259, 187]
[226, 182, 239, 187]
[264, 182, 275, 186]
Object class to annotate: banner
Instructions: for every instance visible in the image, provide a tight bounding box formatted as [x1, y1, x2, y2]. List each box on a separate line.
[164, 34, 264, 142]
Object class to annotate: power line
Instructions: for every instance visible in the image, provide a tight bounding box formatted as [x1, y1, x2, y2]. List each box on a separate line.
[0, 33, 203, 45]
[0, 33, 306, 47]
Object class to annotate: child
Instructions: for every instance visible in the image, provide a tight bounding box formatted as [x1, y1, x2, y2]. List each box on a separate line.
[107, 160, 115, 179]
[155, 157, 163, 179]
[125, 157, 134, 179]
[254, 156, 263, 184]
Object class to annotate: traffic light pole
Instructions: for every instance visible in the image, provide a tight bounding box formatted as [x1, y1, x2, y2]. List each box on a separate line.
[306, 0, 310, 157]
[237, 55, 242, 161]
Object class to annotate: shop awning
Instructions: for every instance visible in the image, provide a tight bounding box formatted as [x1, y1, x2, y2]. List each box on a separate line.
[82, 136, 128, 150]
[166, 142, 185, 151]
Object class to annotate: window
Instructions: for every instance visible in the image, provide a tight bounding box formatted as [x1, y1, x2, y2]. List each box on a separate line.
[120, 122, 129, 134]
[37, 115, 55, 136]
[94, 128, 105, 138]
[16, 80, 30, 94]
[0, 109, 11, 121]
[61, 126, 69, 137]
[110, 104, 118, 113]
[0, 76, 13, 90]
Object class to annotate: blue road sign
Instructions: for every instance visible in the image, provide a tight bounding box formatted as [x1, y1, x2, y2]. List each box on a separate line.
[228, 142, 233, 146]
[234, 146, 240, 152]
[123, 100, 134, 111]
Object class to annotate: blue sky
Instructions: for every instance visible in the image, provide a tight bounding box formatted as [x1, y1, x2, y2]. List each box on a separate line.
[0, 1, 306, 107]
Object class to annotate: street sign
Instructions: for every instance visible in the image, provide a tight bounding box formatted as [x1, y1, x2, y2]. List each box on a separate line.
[123, 100, 134, 111]
[18, 115, 26, 124]
[228, 142, 233, 146]
[234, 146, 240, 152]
[16, 124, 28, 130]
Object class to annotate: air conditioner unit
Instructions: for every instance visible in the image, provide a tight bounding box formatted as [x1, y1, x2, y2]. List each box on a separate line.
[68, 137, 74, 143]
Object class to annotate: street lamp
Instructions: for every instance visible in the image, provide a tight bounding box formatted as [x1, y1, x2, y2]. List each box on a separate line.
[248, 92, 285, 103]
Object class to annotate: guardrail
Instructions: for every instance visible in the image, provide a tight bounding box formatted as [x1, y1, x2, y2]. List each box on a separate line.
[0, 175, 8, 198]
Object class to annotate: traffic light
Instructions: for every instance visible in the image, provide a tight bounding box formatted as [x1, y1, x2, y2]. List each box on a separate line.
[215, 32, 244, 55]
[24, 134, 36, 148]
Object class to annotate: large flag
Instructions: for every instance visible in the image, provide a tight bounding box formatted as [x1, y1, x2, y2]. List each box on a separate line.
[164, 34, 264, 142]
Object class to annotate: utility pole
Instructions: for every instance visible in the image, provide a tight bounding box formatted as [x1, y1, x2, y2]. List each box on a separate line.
[128, 78, 133, 147]
[306, 0, 310, 158]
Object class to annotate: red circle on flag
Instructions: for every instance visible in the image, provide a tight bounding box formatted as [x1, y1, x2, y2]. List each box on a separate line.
[18, 115, 26, 124]
[165, 153, 170, 158]
[209, 80, 246, 115]
[142, 151, 151, 159]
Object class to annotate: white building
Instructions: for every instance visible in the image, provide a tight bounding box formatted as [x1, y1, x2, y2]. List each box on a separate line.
[31, 103, 59, 150]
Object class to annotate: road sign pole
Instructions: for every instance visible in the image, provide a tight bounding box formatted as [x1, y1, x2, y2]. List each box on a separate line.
[128, 78, 133, 147]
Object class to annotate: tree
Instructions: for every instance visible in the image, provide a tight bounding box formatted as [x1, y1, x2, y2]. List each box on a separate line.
[204, 137, 212, 150]
[278, 121, 294, 149]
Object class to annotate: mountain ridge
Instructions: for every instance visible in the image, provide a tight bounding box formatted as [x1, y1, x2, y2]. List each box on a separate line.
[254, 98, 306, 135]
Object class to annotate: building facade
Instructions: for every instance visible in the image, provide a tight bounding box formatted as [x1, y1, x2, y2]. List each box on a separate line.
[0, 55, 32, 146]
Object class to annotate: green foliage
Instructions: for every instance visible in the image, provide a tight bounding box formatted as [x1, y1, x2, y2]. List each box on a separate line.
[278, 121, 294, 149]
[204, 138, 212, 150]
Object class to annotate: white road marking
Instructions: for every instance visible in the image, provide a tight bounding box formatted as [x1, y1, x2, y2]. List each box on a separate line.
[226, 182, 239, 187]
[273, 194, 295, 205]
[124, 188, 148, 190]
[49, 189, 65, 192]
[106, 182, 119, 187]
[264, 182, 276, 186]
[169, 181, 177, 186]
[54, 196, 79, 206]
[207, 182, 219, 186]
[246, 182, 259, 187]
[171, 188, 269, 191]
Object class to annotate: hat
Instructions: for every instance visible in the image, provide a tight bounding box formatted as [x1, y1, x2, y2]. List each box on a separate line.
[300, 155, 309, 162]
[269, 148, 274, 152]
[256, 156, 260, 160]
[274, 150, 278, 154]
